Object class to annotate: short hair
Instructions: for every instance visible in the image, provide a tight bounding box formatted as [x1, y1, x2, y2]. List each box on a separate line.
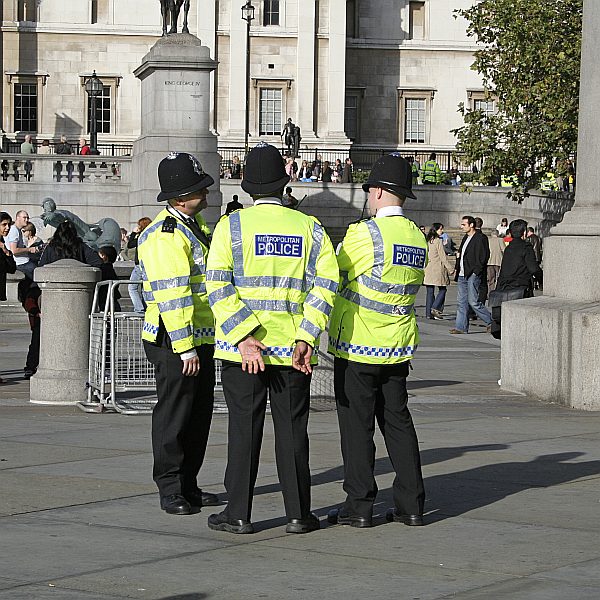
[15, 210, 28, 219]
[232, 194, 238, 201]
[99, 245, 118, 264]
[286, 187, 292, 193]
[527, 226, 535, 233]
[0, 211, 11, 223]
[474, 217, 483, 229]
[138, 217, 152, 231]
[509, 219, 528, 239]
[429, 152, 437, 160]
[23, 223, 36, 235]
[462, 215, 476, 227]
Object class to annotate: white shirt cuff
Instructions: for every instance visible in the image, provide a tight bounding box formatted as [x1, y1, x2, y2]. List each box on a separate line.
[179, 349, 197, 361]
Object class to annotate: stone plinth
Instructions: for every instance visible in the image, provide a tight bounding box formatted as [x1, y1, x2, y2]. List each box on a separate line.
[130, 33, 221, 225]
[29, 259, 101, 405]
[500, 0, 600, 410]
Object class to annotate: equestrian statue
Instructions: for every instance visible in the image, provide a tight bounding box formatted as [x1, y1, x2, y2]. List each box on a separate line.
[160, 0, 191, 36]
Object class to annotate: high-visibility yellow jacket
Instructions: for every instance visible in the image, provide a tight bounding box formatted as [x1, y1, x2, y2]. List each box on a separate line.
[206, 200, 339, 366]
[138, 208, 214, 354]
[328, 214, 427, 365]
[420, 160, 443, 184]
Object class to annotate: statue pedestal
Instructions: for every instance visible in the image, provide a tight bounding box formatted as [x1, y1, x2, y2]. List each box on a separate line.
[500, 0, 600, 410]
[130, 34, 221, 224]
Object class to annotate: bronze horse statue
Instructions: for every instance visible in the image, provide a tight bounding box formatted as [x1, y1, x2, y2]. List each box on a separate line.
[160, 0, 190, 35]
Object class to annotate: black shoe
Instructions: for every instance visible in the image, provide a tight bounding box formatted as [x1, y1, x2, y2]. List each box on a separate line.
[208, 511, 254, 534]
[184, 489, 220, 507]
[327, 508, 372, 528]
[160, 494, 192, 515]
[386, 509, 423, 526]
[286, 513, 320, 534]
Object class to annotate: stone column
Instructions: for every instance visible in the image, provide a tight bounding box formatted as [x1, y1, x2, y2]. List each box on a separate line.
[228, 6, 248, 142]
[501, 0, 600, 410]
[296, 0, 317, 141]
[130, 33, 221, 226]
[197, 0, 218, 133]
[326, 0, 351, 146]
[29, 259, 101, 405]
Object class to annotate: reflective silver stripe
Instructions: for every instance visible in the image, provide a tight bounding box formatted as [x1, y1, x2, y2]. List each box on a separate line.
[299, 318, 321, 339]
[139, 261, 148, 282]
[365, 220, 384, 278]
[340, 288, 414, 316]
[143, 290, 155, 302]
[191, 283, 206, 294]
[137, 220, 163, 247]
[304, 221, 324, 291]
[305, 293, 333, 316]
[158, 296, 194, 312]
[206, 269, 233, 282]
[150, 276, 190, 291]
[356, 274, 420, 296]
[313, 276, 338, 293]
[191, 264, 203, 277]
[243, 299, 300, 313]
[208, 284, 237, 306]
[170, 325, 194, 342]
[233, 275, 304, 291]
[229, 211, 245, 278]
[221, 305, 254, 335]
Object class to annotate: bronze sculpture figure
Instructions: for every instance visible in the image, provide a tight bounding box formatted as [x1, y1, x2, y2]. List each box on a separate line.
[160, 0, 191, 36]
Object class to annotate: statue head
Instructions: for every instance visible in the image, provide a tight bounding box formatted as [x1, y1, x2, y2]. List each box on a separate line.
[41, 197, 56, 213]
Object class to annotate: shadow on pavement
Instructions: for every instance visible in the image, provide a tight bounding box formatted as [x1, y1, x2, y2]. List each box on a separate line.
[407, 379, 463, 390]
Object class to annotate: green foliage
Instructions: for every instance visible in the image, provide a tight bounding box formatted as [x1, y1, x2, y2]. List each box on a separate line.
[352, 169, 370, 184]
[453, 0, 582, 202]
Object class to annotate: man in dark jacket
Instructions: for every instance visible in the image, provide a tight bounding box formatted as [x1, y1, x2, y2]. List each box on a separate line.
[497, 220, 543, 292]
[450, 215, 493, 334]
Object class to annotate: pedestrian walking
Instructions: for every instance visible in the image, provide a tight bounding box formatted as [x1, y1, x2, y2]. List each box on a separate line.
[423, 223, 454, 319]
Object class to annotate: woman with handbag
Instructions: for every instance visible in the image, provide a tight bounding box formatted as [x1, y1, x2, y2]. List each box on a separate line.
[423, 223, 455, 319]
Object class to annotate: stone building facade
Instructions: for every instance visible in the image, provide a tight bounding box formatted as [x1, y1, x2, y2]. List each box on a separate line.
[1, 0, 486, 153]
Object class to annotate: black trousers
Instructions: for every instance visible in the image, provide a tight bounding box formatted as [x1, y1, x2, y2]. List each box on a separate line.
[334, 358, 425, 518]
[144, 340, 215, 497]
[221, 362, 312, 522]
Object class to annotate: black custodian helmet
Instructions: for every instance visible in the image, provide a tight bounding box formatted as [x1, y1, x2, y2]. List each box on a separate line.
[362, 153, 416, 200]
[157, 152, 214, 202]
[241, 142, 290, 196]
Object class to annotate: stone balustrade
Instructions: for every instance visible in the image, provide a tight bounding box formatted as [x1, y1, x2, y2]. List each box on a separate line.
[0, 154, 130, 184]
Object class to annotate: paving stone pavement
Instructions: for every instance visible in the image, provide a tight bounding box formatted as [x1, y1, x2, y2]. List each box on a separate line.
[1, 287, 600, 600]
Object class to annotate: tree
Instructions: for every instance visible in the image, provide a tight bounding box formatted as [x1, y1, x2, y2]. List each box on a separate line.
[453, 0, 583, 201]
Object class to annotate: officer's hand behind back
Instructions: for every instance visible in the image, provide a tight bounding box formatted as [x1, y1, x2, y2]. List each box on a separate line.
[292, 341, 313, 375]
[237, 336, 266, 374]
[182, 355, 200, 377]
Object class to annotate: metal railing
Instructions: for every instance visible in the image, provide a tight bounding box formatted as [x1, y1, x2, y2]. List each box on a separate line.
[1, 139, 133, 157]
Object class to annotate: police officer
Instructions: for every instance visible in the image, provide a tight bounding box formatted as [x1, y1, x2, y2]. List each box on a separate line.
[328, 153, 427, 528]
[206, 142, 339, 534]
[138, 152, 219, 515]
[420, 152, 443, 184]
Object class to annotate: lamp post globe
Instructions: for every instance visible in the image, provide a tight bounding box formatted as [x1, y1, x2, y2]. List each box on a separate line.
[241, 2, 254, 155]
[84, 70, 103, 155]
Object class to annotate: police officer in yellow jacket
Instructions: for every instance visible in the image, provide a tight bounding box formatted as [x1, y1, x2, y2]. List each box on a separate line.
[206, 142, 339, 534]
[420, 152, 443, 184]
[138, 152, 219, 515]
[328, 153, 427, 528]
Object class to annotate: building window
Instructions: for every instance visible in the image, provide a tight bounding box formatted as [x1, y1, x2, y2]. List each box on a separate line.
[259, 89, 282, 135]
[263, 0, 279, 26]
[14, 83, 38, 132]
[408, 1, 425, 40]
[344, 95, 358, 141]
[473, 98, 496, 118]
[17, 0, 36, 22]
[404, 98, 426, 144]
[87, 86, 112, 134]
[90, 0, 109, 24]
[346, 0, 357, 38]
[91, 0, 98, 23]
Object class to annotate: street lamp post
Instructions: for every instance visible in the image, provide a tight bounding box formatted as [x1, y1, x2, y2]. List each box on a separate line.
[241, 2, 255, 155]
[84, 70, 103, 155]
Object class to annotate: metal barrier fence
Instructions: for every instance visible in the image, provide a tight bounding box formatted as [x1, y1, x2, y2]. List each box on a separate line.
[83, 280, 335, 415]
[1, 139, 133, 156]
